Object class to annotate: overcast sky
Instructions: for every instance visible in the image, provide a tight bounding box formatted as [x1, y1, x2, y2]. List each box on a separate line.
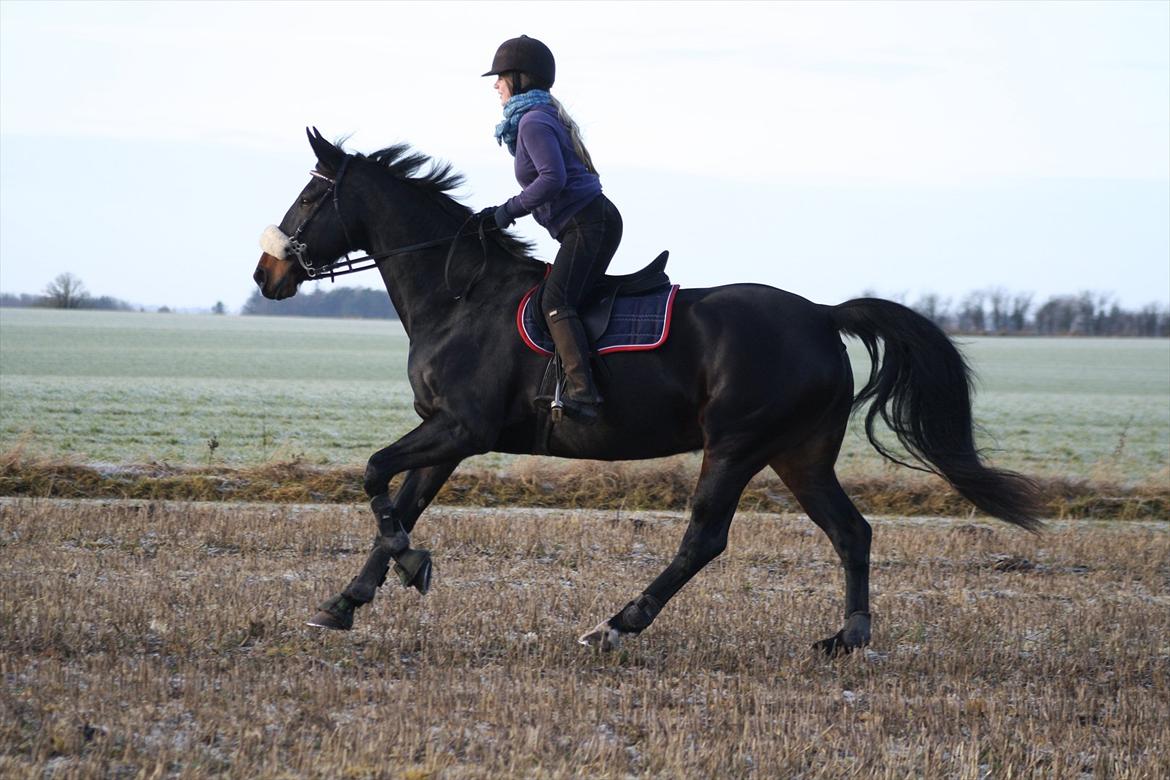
[1, 0, 1167, 311]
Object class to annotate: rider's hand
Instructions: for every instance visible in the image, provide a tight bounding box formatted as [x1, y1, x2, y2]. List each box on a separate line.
[493, 205, 515, 230]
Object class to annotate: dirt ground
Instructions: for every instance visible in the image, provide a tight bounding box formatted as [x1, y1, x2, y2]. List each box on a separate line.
[1, 498, 1167, 778]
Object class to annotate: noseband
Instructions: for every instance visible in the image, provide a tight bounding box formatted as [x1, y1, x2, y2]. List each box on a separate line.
[260, 156, 490, 298]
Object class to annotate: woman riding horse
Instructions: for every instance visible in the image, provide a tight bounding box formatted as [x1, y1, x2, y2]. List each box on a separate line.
[479, 35, 621, 422]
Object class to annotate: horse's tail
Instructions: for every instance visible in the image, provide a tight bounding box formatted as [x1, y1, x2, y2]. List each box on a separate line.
[828, 298, 1043, 531]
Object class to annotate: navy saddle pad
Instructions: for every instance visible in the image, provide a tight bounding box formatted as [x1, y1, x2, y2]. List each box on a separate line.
[517, 283, 680, 356]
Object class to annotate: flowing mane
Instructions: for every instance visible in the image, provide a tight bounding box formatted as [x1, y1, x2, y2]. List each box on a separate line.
[349, 142, 539, 263]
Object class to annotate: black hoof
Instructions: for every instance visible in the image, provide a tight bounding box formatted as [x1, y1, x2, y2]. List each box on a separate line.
[393, 549, 433, 595]
[813, 613, 872, 657]
[306, 594, 355, 630]
[813, 631, 852, 657]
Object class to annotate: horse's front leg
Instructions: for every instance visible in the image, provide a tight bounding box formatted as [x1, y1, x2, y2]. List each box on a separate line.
[308, 462, 459, 630]
[309, 416, 489, 630]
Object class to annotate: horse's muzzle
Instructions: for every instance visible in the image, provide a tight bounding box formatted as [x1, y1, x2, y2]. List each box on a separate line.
[254, 252, 298, 300]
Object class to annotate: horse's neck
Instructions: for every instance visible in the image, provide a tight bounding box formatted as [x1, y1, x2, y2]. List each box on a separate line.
[362, 202, 536, 339]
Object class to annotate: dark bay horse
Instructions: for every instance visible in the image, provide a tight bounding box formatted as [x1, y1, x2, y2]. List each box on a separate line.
[253, 129, 1042, 655]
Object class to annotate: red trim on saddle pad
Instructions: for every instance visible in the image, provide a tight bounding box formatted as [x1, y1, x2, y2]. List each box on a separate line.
[516, 284, 680, 357]
[517, 285, 552, 356]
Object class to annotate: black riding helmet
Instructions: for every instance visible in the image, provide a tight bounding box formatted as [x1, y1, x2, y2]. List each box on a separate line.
[482, 35, 555, 91]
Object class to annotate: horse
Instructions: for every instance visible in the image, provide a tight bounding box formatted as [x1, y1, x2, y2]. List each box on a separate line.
[253, 128, 1042, 655]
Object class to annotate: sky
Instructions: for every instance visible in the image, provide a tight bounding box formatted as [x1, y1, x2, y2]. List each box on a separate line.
[1, 0, 1167, 312]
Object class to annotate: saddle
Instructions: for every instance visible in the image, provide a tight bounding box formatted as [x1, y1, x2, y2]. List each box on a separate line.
[518, 251, 677, 355]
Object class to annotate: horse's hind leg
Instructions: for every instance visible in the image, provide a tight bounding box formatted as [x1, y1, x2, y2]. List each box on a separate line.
[308, 461, 458, 630]
[774, 457, 873, 656]
[579, 455, 758, 650]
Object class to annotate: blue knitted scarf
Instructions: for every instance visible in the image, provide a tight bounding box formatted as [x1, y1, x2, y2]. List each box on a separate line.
[494, 90, 553, 155]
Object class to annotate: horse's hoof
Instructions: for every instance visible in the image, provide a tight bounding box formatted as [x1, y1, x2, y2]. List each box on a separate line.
[578, 620, 623, 651]
[813, 631, 851, 657]
[307, 611, 351, 631]
[306, 595, 355, 630]
[813, 613, 872, 657]
[393, 548, 433, 595]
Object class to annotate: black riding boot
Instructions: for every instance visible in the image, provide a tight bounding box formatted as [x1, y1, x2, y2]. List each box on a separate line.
[547, 311, 603, 422]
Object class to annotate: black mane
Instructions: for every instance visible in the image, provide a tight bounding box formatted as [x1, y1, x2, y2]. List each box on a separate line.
[355, 143, 538, 262]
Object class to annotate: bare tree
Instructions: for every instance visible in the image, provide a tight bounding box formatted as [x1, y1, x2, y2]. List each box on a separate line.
[42, 273, 89, 309]
[1009, 292, 1034, 333]
[957, 291, 987, 333]
[912, 292, 951, 330]
[987, 287, 1009, 333]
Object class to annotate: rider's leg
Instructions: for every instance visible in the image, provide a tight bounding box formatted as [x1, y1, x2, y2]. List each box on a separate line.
[547, 308, 603, 411]
[543, 196, 622, 415]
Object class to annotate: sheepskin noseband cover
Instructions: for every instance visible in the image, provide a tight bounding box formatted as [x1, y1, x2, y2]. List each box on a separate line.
[260, 225, 292, 260]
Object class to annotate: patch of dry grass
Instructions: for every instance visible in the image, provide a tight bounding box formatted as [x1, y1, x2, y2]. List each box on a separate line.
[1, 451, 1167, 521]
[1, 498, 1167, 778]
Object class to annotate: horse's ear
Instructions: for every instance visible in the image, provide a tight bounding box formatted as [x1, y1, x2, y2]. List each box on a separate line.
[306, 127, 344, 172]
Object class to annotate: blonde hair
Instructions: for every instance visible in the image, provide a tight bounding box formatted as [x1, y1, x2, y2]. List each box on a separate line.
[513, 72, 598, 175]
[549, 96, 597, 175]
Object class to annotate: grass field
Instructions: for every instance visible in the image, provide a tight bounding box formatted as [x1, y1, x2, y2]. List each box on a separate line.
[1, 498, 1166, 778]
[2, 309, 1167, 482]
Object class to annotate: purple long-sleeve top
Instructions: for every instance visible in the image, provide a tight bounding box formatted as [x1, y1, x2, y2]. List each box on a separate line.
[502, 103, 602, 239]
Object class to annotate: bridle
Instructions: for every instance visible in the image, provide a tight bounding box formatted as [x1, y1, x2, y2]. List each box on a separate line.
[278, 155, 492, 300]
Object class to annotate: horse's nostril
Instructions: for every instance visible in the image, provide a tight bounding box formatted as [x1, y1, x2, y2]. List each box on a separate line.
[253, 267, 266, 287]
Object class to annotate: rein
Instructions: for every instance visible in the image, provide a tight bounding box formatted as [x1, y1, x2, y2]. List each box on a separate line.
[285, 159, 491, 300]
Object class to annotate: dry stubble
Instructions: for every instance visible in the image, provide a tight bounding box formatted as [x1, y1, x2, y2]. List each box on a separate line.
[1, 499, 1167, 778]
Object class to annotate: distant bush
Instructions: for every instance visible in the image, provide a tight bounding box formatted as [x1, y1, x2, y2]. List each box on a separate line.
[241, 286, 398, 319]
[0, 291, 134, 311]
[0, 293, 44, 308]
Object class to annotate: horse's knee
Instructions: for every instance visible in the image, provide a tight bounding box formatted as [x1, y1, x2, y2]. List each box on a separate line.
[363, 459, 388, 498]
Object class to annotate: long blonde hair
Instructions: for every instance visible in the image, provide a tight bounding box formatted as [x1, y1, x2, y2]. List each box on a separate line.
[513, 72, 597, 174]
[549, 96, 597, 175]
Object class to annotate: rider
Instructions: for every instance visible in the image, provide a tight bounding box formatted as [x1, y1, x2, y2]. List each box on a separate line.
[480, 35, 622, 422]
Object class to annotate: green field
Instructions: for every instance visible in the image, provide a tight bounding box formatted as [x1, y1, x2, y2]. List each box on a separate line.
[1, 308, 1167, 480]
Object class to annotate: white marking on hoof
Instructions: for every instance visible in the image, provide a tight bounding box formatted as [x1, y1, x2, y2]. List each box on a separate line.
[578, 620, 623, 651]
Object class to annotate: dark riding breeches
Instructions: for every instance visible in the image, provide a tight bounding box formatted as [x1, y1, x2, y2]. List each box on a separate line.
[543, 194, 623, 323]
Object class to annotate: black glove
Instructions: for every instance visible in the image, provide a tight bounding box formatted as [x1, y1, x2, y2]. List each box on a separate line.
[493, 205, 515, 230]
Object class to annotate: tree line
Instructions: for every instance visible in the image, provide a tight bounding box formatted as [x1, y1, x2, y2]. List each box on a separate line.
[889, 288, 1169, 337]
[240, 286, 398, 319]
[4, 273, 1167, 335]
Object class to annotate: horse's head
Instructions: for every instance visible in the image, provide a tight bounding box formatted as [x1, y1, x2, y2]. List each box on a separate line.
[254, 128, 358, 300]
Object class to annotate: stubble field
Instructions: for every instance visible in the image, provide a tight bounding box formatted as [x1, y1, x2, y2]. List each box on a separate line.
[2, 498, 1168, 778]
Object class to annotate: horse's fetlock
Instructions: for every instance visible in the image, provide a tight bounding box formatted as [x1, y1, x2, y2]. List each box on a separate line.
[615, 593, 662, 633]
[842, 611, 872, 647]
[376, 531, 410, 556]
